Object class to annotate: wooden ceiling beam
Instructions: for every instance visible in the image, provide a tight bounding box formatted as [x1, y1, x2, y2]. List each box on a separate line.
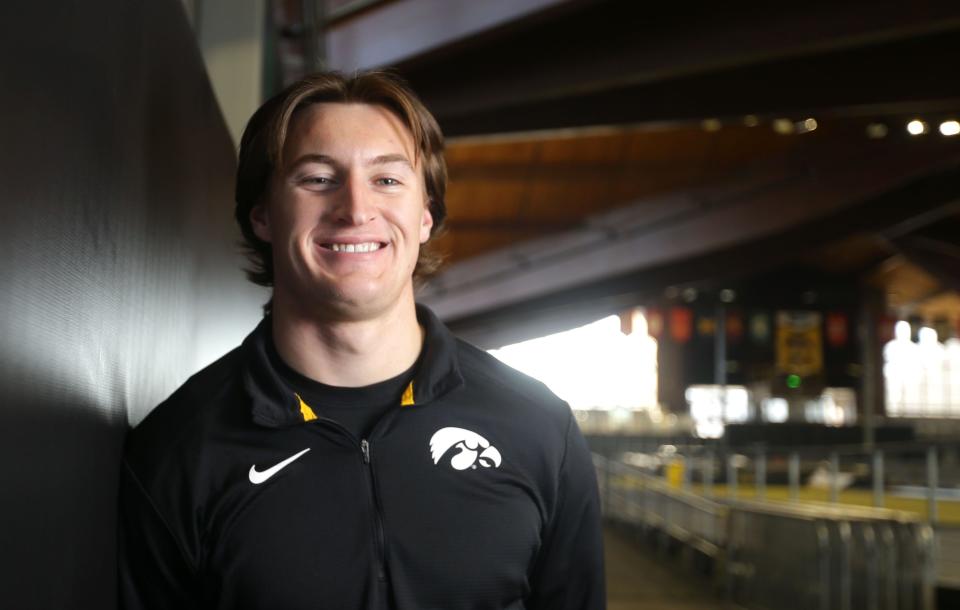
[424, 28, 960, 136]
[388, 0, 960, 136]
[324, 0, 575, 71]
[890, 235, 960, 295]
[428, 153, 960, 326]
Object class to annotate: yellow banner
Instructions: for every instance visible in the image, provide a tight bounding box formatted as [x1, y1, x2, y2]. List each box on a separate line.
[776, 311, 823, 376]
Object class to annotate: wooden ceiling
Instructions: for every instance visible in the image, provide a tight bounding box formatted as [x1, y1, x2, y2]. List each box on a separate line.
[435, 115, 959, 264]
[438, 121, 797, 262]
[428, 114, 960, 327]
[290, 0, 960, 327]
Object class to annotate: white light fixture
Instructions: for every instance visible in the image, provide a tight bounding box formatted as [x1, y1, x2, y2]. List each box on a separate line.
[907, 119, 928, 135]
[701, 118, 722, 132]
[939, 120, 960, 136]
[772, 118, 794, 135]
[796, 118, 818, 133]
[866, 123, 888, 139]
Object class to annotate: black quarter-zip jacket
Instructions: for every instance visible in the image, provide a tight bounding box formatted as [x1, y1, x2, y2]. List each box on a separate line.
[119, 305, 605, 610]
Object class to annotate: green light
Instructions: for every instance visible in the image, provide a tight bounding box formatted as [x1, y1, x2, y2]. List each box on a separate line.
[786, 374, 801, 389]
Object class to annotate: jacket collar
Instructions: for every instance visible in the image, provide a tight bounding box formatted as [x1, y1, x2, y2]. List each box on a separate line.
[243, 304, 464, 429]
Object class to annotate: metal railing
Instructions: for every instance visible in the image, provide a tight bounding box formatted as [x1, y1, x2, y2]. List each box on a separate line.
[725, 499, 936, 610]
[597, 455, 726, 557]
[595, 453, 938, 610]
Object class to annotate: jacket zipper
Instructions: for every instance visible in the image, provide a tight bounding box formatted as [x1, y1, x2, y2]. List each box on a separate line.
[360, 438, 388, 581]
[309, 417, 390, 584]
[309, 402, 407, 589]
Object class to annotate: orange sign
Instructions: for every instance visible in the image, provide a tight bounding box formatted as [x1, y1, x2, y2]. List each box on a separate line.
[826, 312, 848, 347]
[670, 307, 693, 343]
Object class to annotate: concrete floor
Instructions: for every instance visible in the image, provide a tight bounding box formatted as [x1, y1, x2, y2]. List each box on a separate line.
[604, 526, 726, 610]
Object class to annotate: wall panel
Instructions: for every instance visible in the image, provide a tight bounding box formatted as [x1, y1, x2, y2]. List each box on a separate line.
[0, 1, 266, 607]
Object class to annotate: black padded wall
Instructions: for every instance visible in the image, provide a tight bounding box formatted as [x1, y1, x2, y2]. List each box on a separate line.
[0, 1, 265, 607]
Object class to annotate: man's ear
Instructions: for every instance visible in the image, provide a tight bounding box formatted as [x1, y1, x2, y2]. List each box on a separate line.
[419, 202, 434, 244]
[250, 203, 272, 243]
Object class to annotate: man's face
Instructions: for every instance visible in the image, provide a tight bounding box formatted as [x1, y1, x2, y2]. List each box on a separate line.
[251, 102, 433, 320]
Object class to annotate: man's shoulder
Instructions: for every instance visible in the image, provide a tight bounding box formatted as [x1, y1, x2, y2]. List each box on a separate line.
[124, 346, 246, 469]
[453, 338, 572, 424]
[450, 339, 579, 482]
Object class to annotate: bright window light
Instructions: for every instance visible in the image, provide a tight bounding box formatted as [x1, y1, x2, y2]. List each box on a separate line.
[685, 385, 749, 422]
[763, 397, 789, 423]
[489, 314, 658, 412]
[695, 419, 725, 439]
[684, 384, 750, 438]
[895, 320, 911, 341]
[885, 320, 960, 417]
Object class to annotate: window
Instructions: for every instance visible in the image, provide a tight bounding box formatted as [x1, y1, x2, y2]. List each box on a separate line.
[489, 313, 660, 431]
[884, 321, 960, 417]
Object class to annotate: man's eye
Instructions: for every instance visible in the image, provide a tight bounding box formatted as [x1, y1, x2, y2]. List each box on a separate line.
[296, 174, 336, 188]
[376, 177, 401, 186]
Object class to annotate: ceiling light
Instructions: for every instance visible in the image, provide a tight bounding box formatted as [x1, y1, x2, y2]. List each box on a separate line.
[866, 123, 888, 139]
[701, 118, 722, 132]
[772, 118, 794, 135]
[907, 119, 928, 135]
[939, 120, 960, 136]
[795, 118, 818, 134]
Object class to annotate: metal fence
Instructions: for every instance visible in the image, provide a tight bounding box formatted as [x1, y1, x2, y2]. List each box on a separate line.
[598, 455, 726, 557]
[939, 526, 960, 590]
[595, 453, 938, 610]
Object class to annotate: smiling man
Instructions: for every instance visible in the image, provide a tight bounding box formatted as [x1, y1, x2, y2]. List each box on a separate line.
[118, 71, 605, 610]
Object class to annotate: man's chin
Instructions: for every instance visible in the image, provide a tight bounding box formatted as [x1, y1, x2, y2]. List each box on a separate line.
[304, 283, 402, 321]
[275, 267, 415, 320]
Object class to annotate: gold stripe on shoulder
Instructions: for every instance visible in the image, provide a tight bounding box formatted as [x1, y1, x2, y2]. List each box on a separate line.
[296, 393, 318, 422]
[400, 381, 415, 407]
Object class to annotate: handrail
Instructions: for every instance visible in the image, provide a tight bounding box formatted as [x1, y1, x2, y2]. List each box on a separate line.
[589, 434, 960, 457]
[595, 452, 937, 610]
[610, 460, 724, 513]
[816, 522, 830, 610]
[725, 496, 924, 523]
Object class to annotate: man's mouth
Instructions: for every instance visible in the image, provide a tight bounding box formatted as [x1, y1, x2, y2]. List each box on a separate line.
[320, 241, 385, 253]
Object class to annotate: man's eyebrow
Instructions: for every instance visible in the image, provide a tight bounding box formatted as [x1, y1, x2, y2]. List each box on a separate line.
[366, 154, 414, 170]
[287, 153, 337, 170]
[286, 153, 413, 171]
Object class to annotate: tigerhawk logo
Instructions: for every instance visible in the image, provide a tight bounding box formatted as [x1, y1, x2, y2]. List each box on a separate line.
[429, 427, 502, 471]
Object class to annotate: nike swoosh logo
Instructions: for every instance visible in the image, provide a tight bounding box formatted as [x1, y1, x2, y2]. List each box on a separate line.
[249, 448, 311, 485]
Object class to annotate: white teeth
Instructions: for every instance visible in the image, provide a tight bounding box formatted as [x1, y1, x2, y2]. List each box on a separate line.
[329, 242, 381, 253]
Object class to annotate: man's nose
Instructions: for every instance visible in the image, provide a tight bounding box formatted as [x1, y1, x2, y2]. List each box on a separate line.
[332, 175, 376, 225]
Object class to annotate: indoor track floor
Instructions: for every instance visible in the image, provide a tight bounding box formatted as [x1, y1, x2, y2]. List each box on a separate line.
[604, 526, 726, 610]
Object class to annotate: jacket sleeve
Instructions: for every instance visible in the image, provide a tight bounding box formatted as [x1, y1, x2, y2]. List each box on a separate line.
[118, 460, 202, 610]
[526, 411, 606, 610]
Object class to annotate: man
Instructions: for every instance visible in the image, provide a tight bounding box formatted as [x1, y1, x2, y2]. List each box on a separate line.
[119, 71, 605, 610]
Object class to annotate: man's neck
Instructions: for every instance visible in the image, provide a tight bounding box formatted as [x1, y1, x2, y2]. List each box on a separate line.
[270, 296, 423, 388]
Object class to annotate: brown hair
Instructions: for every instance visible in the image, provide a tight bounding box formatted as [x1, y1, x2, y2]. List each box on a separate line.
[234, 70, 447, 290]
